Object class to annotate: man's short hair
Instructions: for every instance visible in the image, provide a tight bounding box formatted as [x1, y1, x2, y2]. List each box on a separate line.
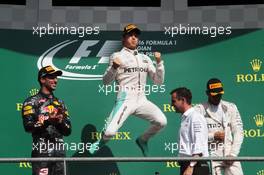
[170, 87, 192, 105]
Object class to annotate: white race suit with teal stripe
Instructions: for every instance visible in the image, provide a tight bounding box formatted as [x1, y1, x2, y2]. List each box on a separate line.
[102, 47, 167, 141]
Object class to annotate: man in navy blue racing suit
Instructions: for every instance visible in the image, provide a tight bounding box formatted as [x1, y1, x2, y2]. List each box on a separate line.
[22, 65, 71, 175]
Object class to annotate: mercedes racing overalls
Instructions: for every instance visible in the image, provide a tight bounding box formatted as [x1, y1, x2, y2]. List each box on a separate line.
[195, 100, 244, 175]
[102, 47, 167, 141]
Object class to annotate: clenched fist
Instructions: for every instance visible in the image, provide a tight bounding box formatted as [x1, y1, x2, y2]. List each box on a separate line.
[154, 52, 162, 64]
[112, 57, 121, 69]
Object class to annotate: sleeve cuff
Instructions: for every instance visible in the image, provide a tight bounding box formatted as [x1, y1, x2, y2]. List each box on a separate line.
[110, 66, 118, 73]
[229, 152, 238, 157]
[106, 66, 118, 78]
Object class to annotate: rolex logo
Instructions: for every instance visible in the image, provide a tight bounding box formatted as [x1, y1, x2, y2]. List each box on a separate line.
[29, 88, 39, 96]
[257, 170, 264, 175]
[254, 114, 264, 127]
[250, 59, 262, 72]
[236, 59, 264, 83]
[244, 114, 264, 138]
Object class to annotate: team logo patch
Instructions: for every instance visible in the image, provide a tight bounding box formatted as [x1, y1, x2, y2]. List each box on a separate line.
[53, 101, 60, 106]
[23, 105, 32, 111]
[45, 66, 54, 72]
[209, 83, 222, 89]
[23, 109, 34, 115]
[43, 105, 58, 114]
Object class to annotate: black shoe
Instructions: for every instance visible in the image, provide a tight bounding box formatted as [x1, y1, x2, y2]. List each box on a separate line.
[136, 137, 148, 157]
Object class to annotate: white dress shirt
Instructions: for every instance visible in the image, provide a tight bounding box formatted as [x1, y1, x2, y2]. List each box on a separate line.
[178, 107, 209, 157]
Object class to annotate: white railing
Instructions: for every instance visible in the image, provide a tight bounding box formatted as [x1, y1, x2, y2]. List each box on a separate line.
[0, 157, 263, 175]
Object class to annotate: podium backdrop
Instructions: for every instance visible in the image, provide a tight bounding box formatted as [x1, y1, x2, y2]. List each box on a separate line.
[0, 29, 263, 175]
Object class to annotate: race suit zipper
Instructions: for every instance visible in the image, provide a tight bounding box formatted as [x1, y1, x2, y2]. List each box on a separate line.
[135, 55, 140, 86]
[134, 54, 140, 102]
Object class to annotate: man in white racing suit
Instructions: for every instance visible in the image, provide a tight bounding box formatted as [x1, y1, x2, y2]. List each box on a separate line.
[195, 78, 244, 175]
[89, 24, 167, 156]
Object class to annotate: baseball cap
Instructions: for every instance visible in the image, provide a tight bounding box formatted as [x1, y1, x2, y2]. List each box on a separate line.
[38, 65, 62, 80]
[123, 24, 141, 35]
[206, 78, 224, 96]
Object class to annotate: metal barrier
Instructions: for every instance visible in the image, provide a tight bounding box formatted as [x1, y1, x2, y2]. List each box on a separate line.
[0, 157, 264, 175]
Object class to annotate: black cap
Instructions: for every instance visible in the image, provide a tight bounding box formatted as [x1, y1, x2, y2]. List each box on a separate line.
[38, 65, 62, 80]
[206, 78, 224, 96]
[123, 24, 141, 35]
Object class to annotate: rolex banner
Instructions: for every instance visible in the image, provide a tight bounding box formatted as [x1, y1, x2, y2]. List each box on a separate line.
[0, 29, 263, 175]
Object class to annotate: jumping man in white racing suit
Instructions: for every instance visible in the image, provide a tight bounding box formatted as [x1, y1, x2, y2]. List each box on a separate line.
[195, 78, 244, 175]
[89, 24, 167, 156]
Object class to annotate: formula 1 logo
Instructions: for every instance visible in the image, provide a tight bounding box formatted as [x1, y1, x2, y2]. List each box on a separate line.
[38, 40, 122, 80]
